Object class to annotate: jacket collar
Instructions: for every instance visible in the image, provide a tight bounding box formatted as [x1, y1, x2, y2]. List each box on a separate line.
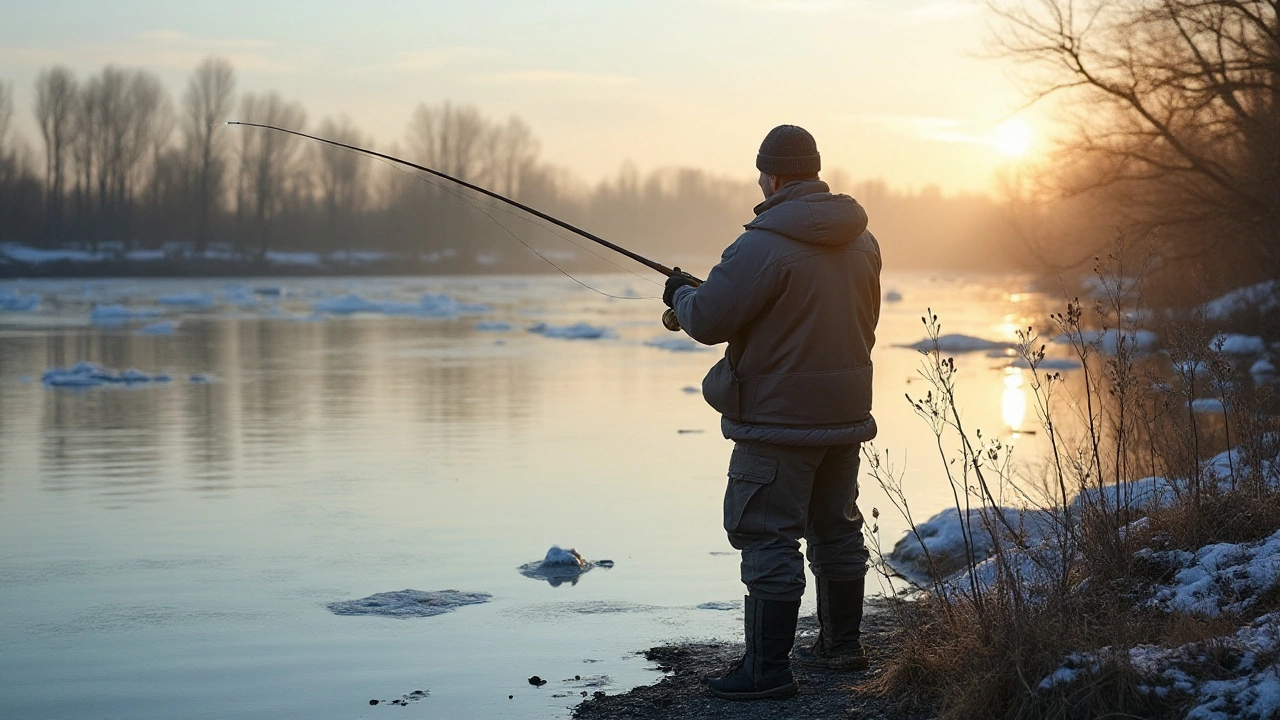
[752, 178, 830, 217]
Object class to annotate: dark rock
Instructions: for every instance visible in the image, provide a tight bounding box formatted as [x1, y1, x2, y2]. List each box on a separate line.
[369, 699, 379, 706]
[528, 675, 547, 687]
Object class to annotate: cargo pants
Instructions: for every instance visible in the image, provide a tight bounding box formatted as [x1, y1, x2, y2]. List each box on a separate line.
[723, 441, 869, 602]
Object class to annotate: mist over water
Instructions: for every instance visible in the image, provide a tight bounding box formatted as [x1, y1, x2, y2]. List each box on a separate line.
[0, 272, 1063, 719]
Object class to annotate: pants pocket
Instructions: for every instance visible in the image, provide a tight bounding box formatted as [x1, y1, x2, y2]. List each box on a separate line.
[723, 447, 779, 535]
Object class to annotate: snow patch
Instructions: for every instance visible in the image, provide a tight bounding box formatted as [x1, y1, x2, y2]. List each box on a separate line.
[327, 589, 491, 618]
[1211, 333, 1266, 356]
[1202, 280, 1280, 322]
[519, 546, 614, 587]
[1145, 529, 1280, 618]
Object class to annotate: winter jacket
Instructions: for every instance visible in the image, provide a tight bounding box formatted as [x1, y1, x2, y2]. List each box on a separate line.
[670, 179, 881, 446]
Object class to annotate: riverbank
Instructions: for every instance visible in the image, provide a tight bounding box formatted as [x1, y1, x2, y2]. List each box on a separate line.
[572, 599, 932, 720]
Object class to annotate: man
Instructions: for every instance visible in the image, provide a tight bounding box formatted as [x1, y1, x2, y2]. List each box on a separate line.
[663, 125, 881, 701]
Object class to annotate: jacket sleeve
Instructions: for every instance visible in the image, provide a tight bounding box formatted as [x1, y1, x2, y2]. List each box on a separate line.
[671, 232, 779, 346]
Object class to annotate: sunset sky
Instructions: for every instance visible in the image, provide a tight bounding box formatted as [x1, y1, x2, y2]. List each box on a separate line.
[0, 0, 1044, 194]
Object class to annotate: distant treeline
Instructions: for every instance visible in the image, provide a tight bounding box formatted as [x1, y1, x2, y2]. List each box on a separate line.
[0, 57, 1026, 274]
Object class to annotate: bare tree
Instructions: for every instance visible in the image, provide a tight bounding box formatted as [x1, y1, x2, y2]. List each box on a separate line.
[991, 0, 1280, 282]
[485, 115, 540, 197]
[236, 91, 306, 257]
[34, 66, 78, 245]
[407, 101, 489, 180]
[182, 57, 235, 254]
[315, 115, 369, 256]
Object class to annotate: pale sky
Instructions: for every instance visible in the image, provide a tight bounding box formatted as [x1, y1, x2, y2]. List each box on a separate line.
[0, 0, 1044, 194]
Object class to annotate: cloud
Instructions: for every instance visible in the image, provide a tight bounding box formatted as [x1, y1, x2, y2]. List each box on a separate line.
[484, 70, 638, 87]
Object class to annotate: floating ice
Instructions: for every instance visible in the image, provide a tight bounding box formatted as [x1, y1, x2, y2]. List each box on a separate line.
[527, 322, 614, 340]
[189, 374, 213, 383]
[42, 362, 172, 387]
[157, 292, 215, 308]
[644, 336, 709, 352]
[327, 589, 491, 618]
[220, 284, 259, 306]
[519, 546, 614, 587]
[0, 287, 39, 311]
[682, 386, 700, 394]
[901, 334, 1011, 353]
[697, 601, 740, 611]
[474, 320, 512, 331]
[884, 290, 903, 303]
[265, 251, 322, 267]
[311, 293, 489, 318]
[90, 304, 164, 325]
[137, 321, 176, 336]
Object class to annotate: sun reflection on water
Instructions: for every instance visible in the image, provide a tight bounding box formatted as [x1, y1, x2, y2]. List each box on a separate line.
[1002, 368, 1028, 432]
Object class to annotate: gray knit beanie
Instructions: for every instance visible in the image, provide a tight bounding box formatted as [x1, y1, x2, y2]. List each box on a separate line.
[756, 125, 821, 176]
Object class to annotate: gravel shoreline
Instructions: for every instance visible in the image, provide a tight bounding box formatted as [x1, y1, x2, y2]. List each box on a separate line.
[572, 599, 934, 720]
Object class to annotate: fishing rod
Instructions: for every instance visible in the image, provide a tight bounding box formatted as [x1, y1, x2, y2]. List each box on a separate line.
[225, 121, 699, 283]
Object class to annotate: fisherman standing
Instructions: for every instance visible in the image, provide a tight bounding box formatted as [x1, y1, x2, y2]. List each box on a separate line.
[663, 125, 881, 701]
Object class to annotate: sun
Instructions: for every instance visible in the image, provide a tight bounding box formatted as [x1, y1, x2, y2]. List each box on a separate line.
[992, 118, 1034, 157]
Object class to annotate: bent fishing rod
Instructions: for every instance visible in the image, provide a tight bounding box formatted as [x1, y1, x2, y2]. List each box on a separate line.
[226, 121, 701, 287]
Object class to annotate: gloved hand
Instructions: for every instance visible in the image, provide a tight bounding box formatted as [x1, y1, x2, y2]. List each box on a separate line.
[663, 269, 697, 308]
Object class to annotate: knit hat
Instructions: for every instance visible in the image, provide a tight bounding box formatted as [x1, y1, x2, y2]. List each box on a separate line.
[756, 125, 821, 176]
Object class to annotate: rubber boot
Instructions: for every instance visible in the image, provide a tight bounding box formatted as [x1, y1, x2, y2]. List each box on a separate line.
[793, 576, 868, 671]
[707, 596, 800, 700]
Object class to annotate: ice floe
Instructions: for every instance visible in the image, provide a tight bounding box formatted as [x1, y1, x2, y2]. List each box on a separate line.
[473, 320, 512, 331]
[1212, 333, 1266, 356]
[0, 287, 40, 311]
[884, 290, 903, 303]
[326, 589, 491, 618]
[518, 546, 615, 587]
[527, 322, 614, 340]
[137, 321, 176, 336]
[901, 334, 1011, 353]
[1007, 356, 1082, 371]
[157, 292, 215, 308]
[42, 362, 172, 387]
[644, 336, 710, 352]
[311, 293, 490, 317]
[90, 304, 164, 325]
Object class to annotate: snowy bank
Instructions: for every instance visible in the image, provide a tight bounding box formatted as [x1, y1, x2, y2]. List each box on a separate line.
[1212, 333, 1266, 356]
[1202, 280, 1280, 322]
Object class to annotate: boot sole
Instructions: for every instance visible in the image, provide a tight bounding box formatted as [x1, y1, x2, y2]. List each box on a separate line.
[708, 682, 798, 701]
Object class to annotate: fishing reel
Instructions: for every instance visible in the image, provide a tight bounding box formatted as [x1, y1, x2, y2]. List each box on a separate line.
[662, 308, 682, 332]
[661, 268, 702, 332]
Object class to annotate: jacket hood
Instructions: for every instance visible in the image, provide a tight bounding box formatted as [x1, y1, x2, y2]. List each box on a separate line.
[746, 179, 868, 246]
